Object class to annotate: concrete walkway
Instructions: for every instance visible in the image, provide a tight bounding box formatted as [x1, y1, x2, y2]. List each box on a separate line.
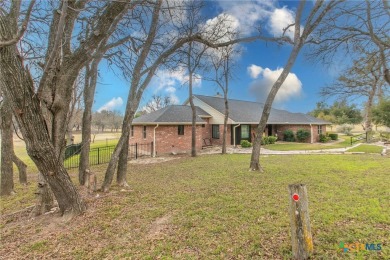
[200, 142, 389, 155]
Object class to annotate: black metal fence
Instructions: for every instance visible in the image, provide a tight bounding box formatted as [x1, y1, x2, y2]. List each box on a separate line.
[64, 143, 82, 160]
[129, 142, 153, 159]
[64, 142, 153, 169]
[350, 133, 367, 145]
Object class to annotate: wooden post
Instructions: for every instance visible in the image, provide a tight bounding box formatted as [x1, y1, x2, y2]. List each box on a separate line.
[288, 184, 313, 260]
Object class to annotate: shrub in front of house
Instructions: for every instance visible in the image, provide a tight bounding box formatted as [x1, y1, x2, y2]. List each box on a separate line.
[337, 124, 354, 136]
[319, 133, 331, 143]
[240, 140, 252, 148]
[261, 137, 269, 145]
[296, 129, 311, 142]
[268, 136, 277, 144]
[283, 129, 295, 142]
[328, 133, 338, 140]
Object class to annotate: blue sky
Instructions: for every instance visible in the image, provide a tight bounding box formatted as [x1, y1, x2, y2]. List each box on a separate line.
[93, 0, 342, 115]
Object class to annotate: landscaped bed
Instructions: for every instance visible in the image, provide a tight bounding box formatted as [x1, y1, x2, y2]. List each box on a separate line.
[264, 137, 353, 151]
[1, 154, 389, 259]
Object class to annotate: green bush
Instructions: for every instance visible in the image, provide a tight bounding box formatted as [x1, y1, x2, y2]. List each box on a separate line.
[336, 124, 354, 136]
[296, 129, 311, 142]
[260, 136, 277, 145]
[268, 136, 277, 144]
[319, 134, 331, 143]
[328, 133, 338, 140]
[283, 129, 295, 142]
[240, 140, 252, 148]
[261, 137, 269, 145]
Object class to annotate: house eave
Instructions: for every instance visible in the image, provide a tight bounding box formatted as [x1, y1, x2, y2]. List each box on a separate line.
[132, 122, 206, 125]
[227, 121, 332, 125]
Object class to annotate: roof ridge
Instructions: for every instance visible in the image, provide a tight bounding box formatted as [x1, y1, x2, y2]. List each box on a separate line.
[194, 94, 265, 105]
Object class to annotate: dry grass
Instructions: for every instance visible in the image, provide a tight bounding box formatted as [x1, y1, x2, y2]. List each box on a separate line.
[1, 154, 389, 259]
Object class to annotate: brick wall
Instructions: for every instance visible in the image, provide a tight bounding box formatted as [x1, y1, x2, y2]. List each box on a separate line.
[275, 124, 326, 143]
[130, 125, 204, 155]
[211, 124, 231, 146]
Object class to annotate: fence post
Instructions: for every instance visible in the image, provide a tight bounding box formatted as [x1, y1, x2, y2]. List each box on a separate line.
[151, 141, 154, 157]
[288, 184, 313, 260]
[135, 143, 138, 159]
[97, 147, 100, 165]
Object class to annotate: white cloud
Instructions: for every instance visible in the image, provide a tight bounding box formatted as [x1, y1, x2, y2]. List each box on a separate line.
[215, 1, 301, 40]
[216, 0, 273, 36]
[247, 64, 264, 79]
[248, 65, 302, 103]
[268, 6, 303, 39]
[97, 97, 123, 112]
[153, 67, 201, 92]
[202, 13, 240, 42]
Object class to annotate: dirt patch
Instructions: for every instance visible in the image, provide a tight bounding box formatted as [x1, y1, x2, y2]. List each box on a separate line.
[129, 157, 179, 164]
[147, 214, 172, 240]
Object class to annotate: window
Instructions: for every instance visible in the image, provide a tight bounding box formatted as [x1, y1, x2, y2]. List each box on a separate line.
[130, 125, 134, 137]
[317, 125, 323, 135]
[178, 125, 184, 135]
[143, 126, 147, 139]
[241, 125, 250, 139]
[212, 125, 220, 139]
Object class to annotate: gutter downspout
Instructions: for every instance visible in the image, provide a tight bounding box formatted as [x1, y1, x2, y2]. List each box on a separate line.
[233, 124, 240, 147]
[310, 124, 314, 143]
[153, 124, 159, 157]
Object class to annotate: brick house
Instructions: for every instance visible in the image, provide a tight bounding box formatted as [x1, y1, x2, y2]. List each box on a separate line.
[131, 95, 330, 155]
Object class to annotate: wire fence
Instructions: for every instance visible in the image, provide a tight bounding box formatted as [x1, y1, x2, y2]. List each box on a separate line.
[64, 142, 153, 169]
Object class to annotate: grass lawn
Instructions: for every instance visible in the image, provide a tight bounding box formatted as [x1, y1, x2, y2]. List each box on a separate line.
[348, 144, 384, 154]
[265, 137, 353, 151]
[1, 154, 389, 259]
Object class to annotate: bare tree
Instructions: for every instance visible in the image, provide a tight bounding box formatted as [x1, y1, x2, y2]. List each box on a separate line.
[142, 94, 172, 113]
[208, 45, 239, 154]
[309, 0, 390, 84]
[185, 42, 208, 157]
[0, 0, 133, 215]
[250, 0, 341, 171]
[320, 54, 387, 132]
[66, 74, 83, 144]
[0, 97, 15, 196]
[0, 90, 28, 187]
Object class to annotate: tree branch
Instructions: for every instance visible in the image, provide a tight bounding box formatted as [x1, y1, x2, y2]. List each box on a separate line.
[0, 0, 36, 48]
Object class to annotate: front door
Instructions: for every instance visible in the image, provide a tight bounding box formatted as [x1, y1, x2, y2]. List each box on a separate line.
[231, 124, 251, 145]
[267, 124, 273, 136]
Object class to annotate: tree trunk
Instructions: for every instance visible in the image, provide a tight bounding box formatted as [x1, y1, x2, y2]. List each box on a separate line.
[250, 42, 303, 171]
[79, 61, 99, 185]
[222, 94, 229, 154]
[117, 134, 130, 187]
[188, 42, 197, 157]
[0, 98, 15, 196]
[12, 152, 27, 185]
[365, 89, 375, 132]
[0, 35, 86, 215]
[102, 108, 136, 192]
[31, 172, 54, 217]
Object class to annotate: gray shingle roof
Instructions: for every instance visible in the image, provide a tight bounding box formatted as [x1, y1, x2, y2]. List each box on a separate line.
[194, 95, 330, 125]
[132, 105, 210, 125]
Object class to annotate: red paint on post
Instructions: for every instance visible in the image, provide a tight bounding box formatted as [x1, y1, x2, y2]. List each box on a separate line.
[292, 193, 300, 202]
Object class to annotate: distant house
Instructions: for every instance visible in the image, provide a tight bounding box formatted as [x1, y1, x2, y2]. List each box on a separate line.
[131, 95, 330, 155]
